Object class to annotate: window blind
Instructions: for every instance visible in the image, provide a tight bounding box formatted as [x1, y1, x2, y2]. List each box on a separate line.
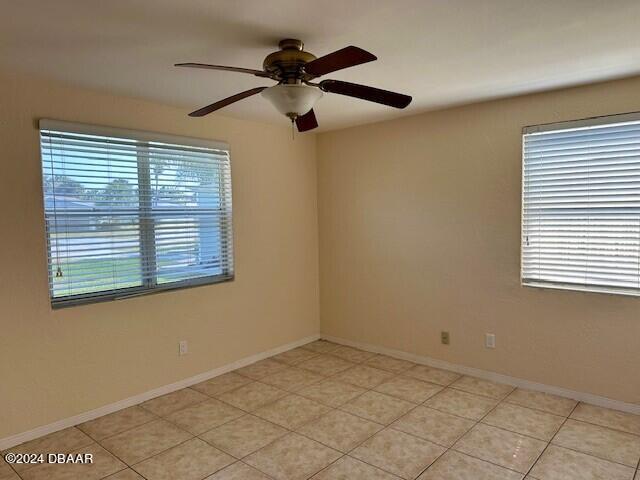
[522, 113, 640, 296]
[40, 120, 233, 307]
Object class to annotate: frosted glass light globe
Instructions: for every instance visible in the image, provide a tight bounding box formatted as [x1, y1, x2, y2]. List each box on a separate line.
[261, 84, 323, 117]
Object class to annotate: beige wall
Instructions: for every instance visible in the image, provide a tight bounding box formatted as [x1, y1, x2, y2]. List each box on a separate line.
[0, 72, 319, 438]
[3, 69, 640, 440]
[317, 76, 640, 405]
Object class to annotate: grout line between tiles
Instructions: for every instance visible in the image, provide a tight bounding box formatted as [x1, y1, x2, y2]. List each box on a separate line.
[296, 356, 461, 479]
[11, 340, 640, 480]
[330, 344, 640, 478]
[562, 415, 640, 438]
[502, 397, 577, 418]
[80, 410, 161, 444]
[101, 465, 130, 479]
[89, 346, 640, 480]
[410, 383, 528, 479]
[113, 350, 518, 478]
[252, 350, 425, 479]
[522, 401, 580, 479]
[203, 348, 367, 479]
[237, 459, 277, 480]
[543, 417, 640, 470]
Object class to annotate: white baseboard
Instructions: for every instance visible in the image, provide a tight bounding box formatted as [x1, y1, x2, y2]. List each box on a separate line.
[0, 333, 320, 451]
[4, 331, 637, 450]
[322, 334, 640, 416]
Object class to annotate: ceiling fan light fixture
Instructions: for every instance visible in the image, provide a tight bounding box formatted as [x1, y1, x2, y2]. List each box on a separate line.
[261, 84, 322, 118]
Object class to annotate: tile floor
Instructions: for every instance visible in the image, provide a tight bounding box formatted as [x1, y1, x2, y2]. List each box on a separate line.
[2, 339, 640, 480]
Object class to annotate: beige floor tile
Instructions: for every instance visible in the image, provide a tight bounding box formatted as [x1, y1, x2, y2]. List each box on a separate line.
[297, 355, 355, 376]
[297, 379, 366, 408]
[20, 444, 125, 480]
[529, 445, 635, 480]
[273, 347, 320, 366]
[312, 456, 401, 479]
[552, 419, 640, 467]
[0, 469, 19, 480]
[236, 359, 288, 380]
[505, 389, 578, 417]
[244, 433, 341, 480]
[0, 458, 16, 479]
[297, 410, 383, 452]
[200, 415, 287, 458]
[571, 403, 640, 436]
[103, 469, 145, 480]
[6, 427, 94, 473]
[418, 450, 523, 480]
[527, 445, 633, 480]
[192, 373, 251, 397]
[483, 403, 565, 441]
[254, 395, 331, 429]
[140, 388, 208, 417]
[392, 406, 474, 447]
[205, 462, 272, 480]
[365, 355, 415, 373]
[424, 388, 498, 420]
[450, 376, 514, 400]
[100, 419, 191, 465]
[79, 406, 156, 441]
[453, 424, 546, 474]
[333, 365, 394, 389]
[341, 391, 415, 425]
[374, 376, 443, 403]
[302, 340, 341, 354]
[403, 365, 461, 386]
[216, 381, 286, 411]
[261, 367, 326, 392]
[132, 438, 232, 480]
[330, 346, 377, 363]
[351, 428, 445, 479]
[234, 358, 287, 380]
[5, 427, 93, 456]
[165, 398, 244, 435]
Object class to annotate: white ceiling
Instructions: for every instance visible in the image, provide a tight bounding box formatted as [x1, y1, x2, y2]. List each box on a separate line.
[2, 0, 640, 131]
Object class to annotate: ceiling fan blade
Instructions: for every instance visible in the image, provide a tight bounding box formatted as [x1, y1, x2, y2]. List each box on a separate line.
[188, 87, 268, 117]
[304, 46, 376, 77]
[296, 109, 319, 132]
[320, 80, 412, 109]
[176, 63, 270, 78]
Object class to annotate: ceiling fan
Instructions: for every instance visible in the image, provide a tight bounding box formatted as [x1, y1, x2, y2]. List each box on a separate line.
[176, 39, 412, 132]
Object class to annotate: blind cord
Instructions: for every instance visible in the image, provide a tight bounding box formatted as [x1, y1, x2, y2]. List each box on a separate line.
[46, 132, 63, 278]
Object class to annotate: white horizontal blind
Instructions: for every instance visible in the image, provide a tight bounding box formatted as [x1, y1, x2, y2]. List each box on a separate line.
[522, 114, 640, 296]
[40, 120, 233, 306]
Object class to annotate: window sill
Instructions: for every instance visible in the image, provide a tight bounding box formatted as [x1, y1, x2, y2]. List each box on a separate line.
[522, 280, 640, 298]
[50, 274, 234, 309]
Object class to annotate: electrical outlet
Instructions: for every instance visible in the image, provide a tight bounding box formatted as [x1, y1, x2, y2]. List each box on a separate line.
[179, 340, 188, 356]
[485, 333, 496, 349]
[441, 331, 450, 345]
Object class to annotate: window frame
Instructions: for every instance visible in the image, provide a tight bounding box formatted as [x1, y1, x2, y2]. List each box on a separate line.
[521, 111, 640, 297]
[39, 119, 234, 308]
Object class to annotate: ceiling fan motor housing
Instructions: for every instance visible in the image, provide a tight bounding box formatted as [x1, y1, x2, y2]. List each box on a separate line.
[263, 39, 317, 83]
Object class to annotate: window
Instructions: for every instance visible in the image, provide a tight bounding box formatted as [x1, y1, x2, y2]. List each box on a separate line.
[40, 120, 233, 307]
[522, 113, 640, 296]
